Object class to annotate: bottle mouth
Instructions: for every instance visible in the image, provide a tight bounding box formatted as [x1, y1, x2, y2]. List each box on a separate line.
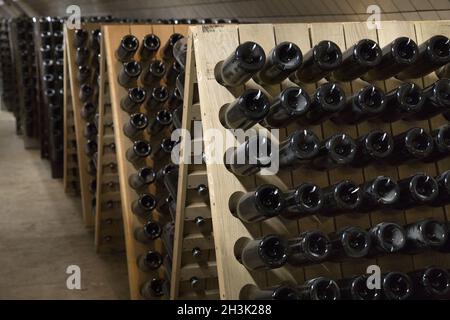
[78, 65, 90, 75]
[318, 83, 345, 111]
[139, 194, 157, 210]
[255, 185, 284, 215]
[352, 276, 380, 300]
[121, 35, 139, 52]
[138, 167, 156, 184]
[410, 174, 438, 202]
[392, 37, 418, 64]
[43, 74, 54, 82]
[40, 44, 51, 52]
[383, 272, 412, 300]
[428, 35, 450, 62]
[273, 41, 303, 70]
[354, 39, 382, 66]
[156, 109, 173, 125]
[130, 113, 148, 129]
[405, 128, 433, 156]
[144, 34, 160, 51]
[168, 33, 184, 46]
[305, 232, 331, 260]
[81, 84, 93, 95]
[365, 130, 393, 158]
[433, 79, 450, 108]
[335, 181, 361, 210]
[291, 129, 320, 159]
[397, 83, 424, 111]
[92, 29, 101, 39]
[437, 124, 450, 151]
[161, 138, 176, 152]
[258, 235, 288, 267]
[83, 103, 96, 115]
[235, 41, 266, 71]
[144, 251, 163, 269]
[133, 140, 152, 157]
[152, 86, 169, 101]
[420, 220, 448, 246]
[144, 220, 162, 239]
[129, 87, 146, 103]
[281, 87, 310, 115]
[124, 61, 142, 77]
[162, 164, 177, 176]
[357, 86, 386, 113]
[272, 285, 300, 300]
[378, 223, 406, 253]
[311, 278, 340, 300]
[329, 134, 356, 164]
[295, 183, 323, 212]
[342, 227, 371, 257]
[239, 89, 270, 120]
[371, 176, 399, 205]
[314, 40, 342, 70]
[423, 267, 450, 296]
[150, 60, 166, 76]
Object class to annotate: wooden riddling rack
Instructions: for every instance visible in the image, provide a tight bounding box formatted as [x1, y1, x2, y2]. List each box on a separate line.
[188, 21, 450, 299]
[102, 23, 190, 299]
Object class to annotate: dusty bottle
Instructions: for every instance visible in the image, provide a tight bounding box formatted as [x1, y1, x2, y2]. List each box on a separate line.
[368, 222, 406, 256]
[123, 113, 148, 140]
[116, 34, 139, 62]
[328, 226, 371, 261]
[140, 34, 160, 61]
[424, 124, 450, 162]
[152, 137, 178, 161]
[287, 231, 331, 266]
[387, 128, 434, 165]
[394, 173, 439, 210]
[278, 129, 320, 170]
[403, 219, 448, 253]
[351, 130, 394, 168]
[161, 33, 184, 63]
[409, 267, 450, 299]
[309, 133, 356, 170]
[148, 109, 172, 135]
[337, 275, 380, 300]
[239, 284, 300, 300]
[237, 235, 288, 270]
[131, 194, 157, 217]
[141, 59, 166, 87]
[296, 277, 341, 300]
[118, 60, 142, 88]
[126, 140, 152, 167]
[320, 180, 362, 216]
[147, 86, 169, 110]
[381, 272, 413, 300]
[281, 183, 323, 220]
[128, 167, 156, 191]
[137, 250, 163, 271]
[120, 87, 147, 113]
[359, 176, 400, 212]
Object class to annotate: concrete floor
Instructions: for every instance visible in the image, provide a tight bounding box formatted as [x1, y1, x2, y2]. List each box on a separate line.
[0, 110, 129, 299]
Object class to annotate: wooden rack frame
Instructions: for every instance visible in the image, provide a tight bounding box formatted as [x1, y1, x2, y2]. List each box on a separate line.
[187, 21, 450, 299]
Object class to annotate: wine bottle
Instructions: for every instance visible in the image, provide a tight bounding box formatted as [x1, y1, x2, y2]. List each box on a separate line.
[148, 109, 172, 135]
[79, 84, 94, 103]
[123, 113, 148, 140]
[131, 194, 157, 217]
[219, 89, 270, 130]
[141, 59, 166, 87]
[156, 164, 177, 186]
[290, 40, 342, 84]
[278, 129, 320, 169]
[137, 250, 163, 272]
[75, 47, 90, 66]
[253, 41, 303, 85]
[74, 29, 88, 48]
[368, 222, 406, 255]
[153, 138, 177, 161]
[436, 63, 450, 79]
[397, 35, 450, 79]
[359, 176, 400, 212]
[234, 184, 285, 223]
[337, 275, 380, 300]
[263, 87, 311, 128]
[225, 135, 272, 176]
[163, 166, 179, 199]
[128, 167, 156, 191]
[126, 140, 152, 167]
[296, 277, 341, 300]
[147, 86, 169, 110]
[214, 41, 266, 87]
[320, 180, 362, 216]
[40, 44, 52, 59]
[403, 219, 448, 253]
[331, 85, 386, 125]
[140, 278, 168, 298]
[287, 230, 331, 266]
[161, 33, 184, 63]
[91, 29, 101, 52]
[116, 34, 139, 62]
[350, 130, 394, 168]
[328, 226, 371, 261]
[140, 34, 160, 61]
[238, 235, 288, 270]
[423, 124, 450, 162]
[394, 173, 439, 210]
[409, 267, 450, 299]
[330, 39, 382, 82]
[239, 284, 300, 300]
[83, 122, 97, 139]
[88, 179, 96, 194]
[362, 37, 419, 81]
[120, 87, 147, 113]
[432, 170, 450, 207]
[85, 139, 97, 156]
[167, 87, 183, 110]
[77, 65, 91, 84]
[309, 133, 356, 170]
[387, 128, 433, 165]
[296, 82, 346, 125]
[281, 183, 323, 219]
[381, 272, 413, 300]
[165, 61, 182, 88]
[118, 60, 142, 88]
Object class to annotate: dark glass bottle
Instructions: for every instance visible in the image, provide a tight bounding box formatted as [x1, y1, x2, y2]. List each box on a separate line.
[239, 284, 300, 300]
[140, 34, 160, 61]
[167, 87, 183, 110]
[296, 82, 346, 125]
[75, 47, 90, 66]
[153, 138, 177, 161]
[74, 29, 88, 48]
[225, 135, 272, 176]
[331, 85, 386, 125]
[118, 60, 142, 88]
[120, 87, 147, 113]
[163, 166, 179, 200]
[287, 231, 331, 266]
[214, 41, 266, 87]
[359, 176, 400, 212]
[219, 89, 270, 130]
[263, 87, 311, 128]
[161, 33, 184, 63]
[328, 226, 371, 261]
[40, 44, 52, 60]
[337, 275, 380, 300]
[362, 37, 419, 81]
[369, 222, 406, 255]
[128, 167, 156, 191]
[140, 278, 168, 298]
[116, 34, 139, 62]
[394, 173, 439, 210]
[436, 63, 450, 79]
[238, 235, 288, 270]
[79, 84, 94, 103]
[234, 184, 285, 223]
[88, 179, 97, 194]
[432, 170, 450, 207]
[165, 61, 182, 88]
[309, 133, 356, 170]
[123, 113, 148, 140]
[296, 278, 341, 300]
[141, 60, 166, 87]
[148, 109, 172, 135]
[281, 183, 323, 220]
[91, 29, 101, 52]
[77, 65, 91, 84]
[290, 40, 342, 84]
[330, 39, 382, 82]
[381, 272, 413, 300]
[147, 86, 169, 110]
[131, 194, 157, 217]
[278, 129, 320, 170]
[126, 140, 152, 167]
[84, 122, 97, 139]
[320, 180, 362, 216]
[404, 219, 448, 253]
[387, 128, 434, 165]
[404, 79, 450, 121]
[351, 130, 394, 168]
[397, 35, 450, 80]
[424, 124, 450, 162]
[85, 139, 97, 156]
[253, 41, 303, 85]
[409, 267, 450, 299]
[156, 164, 177, 187]
[137, 250, 163, 271]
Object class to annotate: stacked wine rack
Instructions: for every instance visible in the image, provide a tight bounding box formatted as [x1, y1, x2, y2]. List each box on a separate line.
[0, 18, 16, 115]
